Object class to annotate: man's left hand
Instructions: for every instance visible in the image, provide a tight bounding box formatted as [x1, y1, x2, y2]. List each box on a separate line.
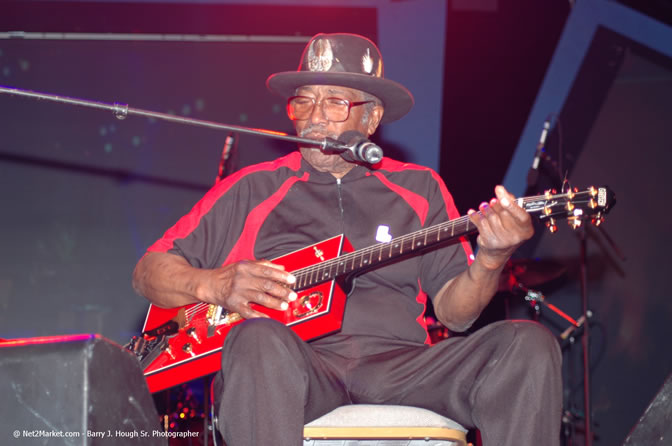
[467, 185, 534, 271]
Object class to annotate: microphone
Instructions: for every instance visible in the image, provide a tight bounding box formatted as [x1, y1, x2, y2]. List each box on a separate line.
[322, 130, 384, 164]
[527, 119, 551, 188]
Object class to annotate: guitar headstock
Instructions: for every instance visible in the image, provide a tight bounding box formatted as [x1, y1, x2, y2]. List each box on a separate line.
[521, 186, 615, 233]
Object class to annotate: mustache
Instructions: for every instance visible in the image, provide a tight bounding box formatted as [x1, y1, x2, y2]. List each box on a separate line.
[299, 124, 338, 139]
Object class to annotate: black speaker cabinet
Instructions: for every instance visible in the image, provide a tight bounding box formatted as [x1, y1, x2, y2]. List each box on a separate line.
[0, 334, 166, 445]
[623, 373, 672, 445]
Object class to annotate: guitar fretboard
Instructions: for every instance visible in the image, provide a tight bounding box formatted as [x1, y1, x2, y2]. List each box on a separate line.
[291, 191, 596, 291]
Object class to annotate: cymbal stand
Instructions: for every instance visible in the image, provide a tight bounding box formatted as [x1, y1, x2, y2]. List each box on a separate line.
[516, 280, 594, 445]
[517, 283, 580, 329]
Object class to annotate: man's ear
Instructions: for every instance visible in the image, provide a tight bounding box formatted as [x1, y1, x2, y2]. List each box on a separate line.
[366, 105, 385, 136]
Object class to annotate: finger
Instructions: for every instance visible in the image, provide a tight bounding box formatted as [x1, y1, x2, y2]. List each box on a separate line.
[259, 277, 298, 303]
[257, 260, 296, 286]
[479, 201, 494, 217]
[226, 295, 270, 319]
[495, 185, 530, 223]
[468, 208, 494, 241]
[237, 304, 270, 320]
[485, 197, 520, 234]
[494, 185, 514, 208]
[247, 289, 290, 312]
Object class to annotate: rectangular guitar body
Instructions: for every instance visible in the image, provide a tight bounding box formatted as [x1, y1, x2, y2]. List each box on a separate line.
[141, 235, 352, 393]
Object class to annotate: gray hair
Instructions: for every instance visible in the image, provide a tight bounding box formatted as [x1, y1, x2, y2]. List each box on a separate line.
[360, 91, 383, 125]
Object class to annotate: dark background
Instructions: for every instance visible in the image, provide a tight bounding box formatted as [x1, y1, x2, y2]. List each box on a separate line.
[2, 1, 671, 445]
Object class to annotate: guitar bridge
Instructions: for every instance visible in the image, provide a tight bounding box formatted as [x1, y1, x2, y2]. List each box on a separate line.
[206, 304, 243, 337]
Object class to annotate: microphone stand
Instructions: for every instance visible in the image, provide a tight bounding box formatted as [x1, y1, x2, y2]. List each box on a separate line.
[525, 120, 607, 445]
[0, 85, 332, 151]
[578, 225, 593, 446]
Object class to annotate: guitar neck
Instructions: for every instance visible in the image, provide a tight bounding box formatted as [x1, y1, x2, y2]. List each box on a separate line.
[290, 187, 613, 291]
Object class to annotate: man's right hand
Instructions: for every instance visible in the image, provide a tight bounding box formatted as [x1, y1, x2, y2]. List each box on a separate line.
[197, 260, 297, 319]
[133, 252, 296, 319]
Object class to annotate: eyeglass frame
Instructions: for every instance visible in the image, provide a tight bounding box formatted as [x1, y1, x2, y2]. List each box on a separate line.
[286, 95, 373, 123]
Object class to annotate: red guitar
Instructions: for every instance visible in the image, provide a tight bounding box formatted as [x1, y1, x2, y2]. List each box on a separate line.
[131, 186, 614, 393]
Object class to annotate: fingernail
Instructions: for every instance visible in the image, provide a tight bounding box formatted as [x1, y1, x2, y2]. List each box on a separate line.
[501, 196, 511, 207]
[289, 291, 298, 302]
[468, 209, 475, 215]
[280, 301, 289, 310]
[287, 274, 296, 284]
[490, 198, 497, 206]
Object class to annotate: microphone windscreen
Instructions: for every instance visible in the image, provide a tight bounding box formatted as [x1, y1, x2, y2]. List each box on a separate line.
[337, 130, 367, 145]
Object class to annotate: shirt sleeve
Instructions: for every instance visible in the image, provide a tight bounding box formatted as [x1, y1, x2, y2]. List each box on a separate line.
[147, 174, 256, 269]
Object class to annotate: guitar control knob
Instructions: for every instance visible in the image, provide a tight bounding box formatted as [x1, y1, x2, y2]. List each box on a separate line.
[163, 346, 175, 360]
[186, 327, 201, 344]
[182, 343, 195, 358]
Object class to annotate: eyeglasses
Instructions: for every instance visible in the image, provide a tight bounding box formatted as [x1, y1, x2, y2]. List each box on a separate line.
[287, 96, 372, 122]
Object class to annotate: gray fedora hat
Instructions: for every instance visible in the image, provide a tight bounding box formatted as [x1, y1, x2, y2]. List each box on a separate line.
[266, 33, 414, 123]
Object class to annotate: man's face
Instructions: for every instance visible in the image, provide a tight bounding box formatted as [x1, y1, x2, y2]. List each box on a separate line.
[292, 84, 383, 176]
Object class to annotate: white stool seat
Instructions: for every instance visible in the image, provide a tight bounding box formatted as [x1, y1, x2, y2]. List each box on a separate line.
[303, 404, 468, 446]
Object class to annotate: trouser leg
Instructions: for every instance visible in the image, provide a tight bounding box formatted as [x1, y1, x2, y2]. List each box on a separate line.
[213, 318, 350, 446]
[346, 320, 563, 446]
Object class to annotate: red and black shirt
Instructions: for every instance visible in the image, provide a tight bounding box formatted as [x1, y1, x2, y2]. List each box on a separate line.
[148, 151, 472, 345]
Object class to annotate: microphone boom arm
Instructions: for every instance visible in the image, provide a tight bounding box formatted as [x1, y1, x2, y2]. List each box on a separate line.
[0, 84, 332, 150]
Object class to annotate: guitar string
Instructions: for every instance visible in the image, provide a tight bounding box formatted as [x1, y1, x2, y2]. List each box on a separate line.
[291, 191, 594, 287]
[181, 191, 594, 313]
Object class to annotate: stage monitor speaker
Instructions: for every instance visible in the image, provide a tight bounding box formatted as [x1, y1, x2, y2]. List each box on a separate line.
[0, 334, 166, 445]
[622, 373, 672, 445]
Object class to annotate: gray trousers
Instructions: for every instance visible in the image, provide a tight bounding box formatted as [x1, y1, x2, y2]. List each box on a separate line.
[214, 318, 562, 446]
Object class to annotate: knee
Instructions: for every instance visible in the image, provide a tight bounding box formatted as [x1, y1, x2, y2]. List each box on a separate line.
[508, 320, 561, 368]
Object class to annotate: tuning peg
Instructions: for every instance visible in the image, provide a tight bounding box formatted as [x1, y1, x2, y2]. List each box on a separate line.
[591, 216, 604, 226]
[568, 216, 582, 229]
[546, 218, 558, 233]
